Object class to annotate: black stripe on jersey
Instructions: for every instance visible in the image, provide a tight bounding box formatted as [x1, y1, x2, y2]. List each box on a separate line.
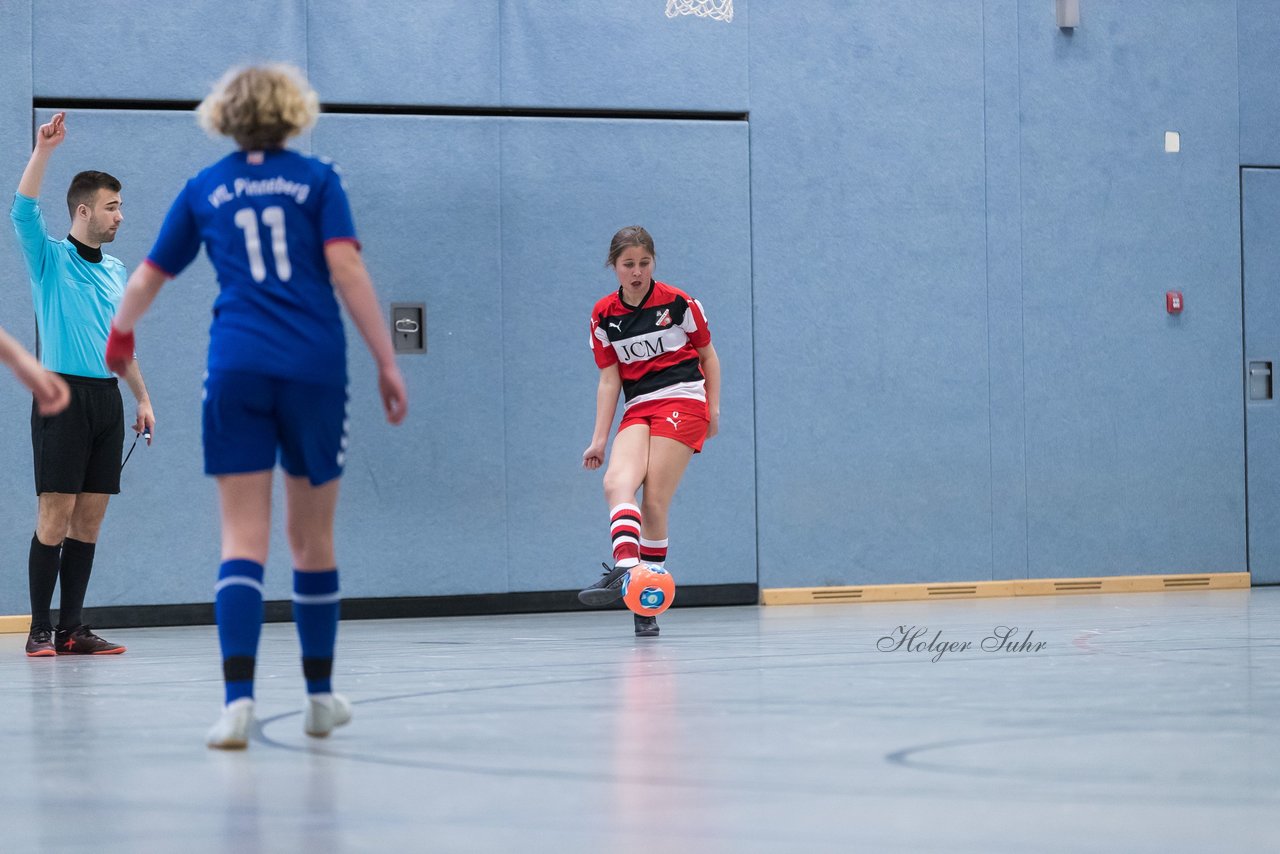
[598, 296, 690, 342]
[622, 357, 703, 401]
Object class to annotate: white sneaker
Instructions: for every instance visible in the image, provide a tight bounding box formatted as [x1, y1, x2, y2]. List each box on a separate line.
[304, 693, 352, 738]
[206, 697, 255, 750]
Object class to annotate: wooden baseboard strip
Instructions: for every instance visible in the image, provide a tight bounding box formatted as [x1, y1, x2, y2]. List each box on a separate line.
[0, 574, 1254, 629]
[0, 615, 31, 634]
[761, 572, 1251, 606]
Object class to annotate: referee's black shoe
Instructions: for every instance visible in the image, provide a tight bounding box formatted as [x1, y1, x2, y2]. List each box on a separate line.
[55, 625, 126, 655]
[634, 614, 660, 637]
[25, 626, 55, 657]
[578, 562, 629, 606]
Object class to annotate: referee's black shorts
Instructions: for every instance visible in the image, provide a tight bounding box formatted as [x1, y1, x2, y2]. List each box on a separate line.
[31, 373, 124, 496]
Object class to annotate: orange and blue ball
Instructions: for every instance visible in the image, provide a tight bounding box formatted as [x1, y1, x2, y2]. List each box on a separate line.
[622, 564, 676, 616]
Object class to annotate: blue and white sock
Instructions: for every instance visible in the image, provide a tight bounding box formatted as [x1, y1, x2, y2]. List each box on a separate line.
[293, 569, 341, 695]
[215, 560, 265, 706]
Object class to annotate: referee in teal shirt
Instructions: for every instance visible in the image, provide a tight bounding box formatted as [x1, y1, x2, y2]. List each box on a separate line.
[11, 112, 154, 657]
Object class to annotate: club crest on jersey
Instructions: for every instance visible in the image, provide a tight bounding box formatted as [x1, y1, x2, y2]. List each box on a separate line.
[655, 308, 672, 327]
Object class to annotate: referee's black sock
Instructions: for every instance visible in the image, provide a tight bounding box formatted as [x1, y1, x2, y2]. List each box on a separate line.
[56, 538, 96, 630]
[28, 534, 61, 632]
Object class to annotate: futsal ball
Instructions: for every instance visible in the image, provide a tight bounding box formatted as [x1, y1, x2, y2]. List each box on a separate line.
[622, 564, 676, 617]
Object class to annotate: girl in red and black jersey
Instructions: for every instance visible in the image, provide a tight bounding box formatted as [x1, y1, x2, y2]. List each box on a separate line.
[578, 226, 721, 637]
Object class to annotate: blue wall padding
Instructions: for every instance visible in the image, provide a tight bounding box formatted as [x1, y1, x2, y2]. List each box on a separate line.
[1016, 1, 1244, 578]
[1239, 0, 1280, 166]
[749, 2, 994, 585]
[313, 114, 510, 597]
[500, 0, 748, 111]
[0, 1, 37, 590]
[497, 118, 754, 591]
[0, 109, 244, 610]
[307, 0, 500, 106]
[0, 1, 1267, 610]
[32, 0, 307, 100]
[1242, 170, 1280, 585]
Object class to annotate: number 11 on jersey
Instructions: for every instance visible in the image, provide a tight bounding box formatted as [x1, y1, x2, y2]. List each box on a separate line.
[234, 206, 293, 283]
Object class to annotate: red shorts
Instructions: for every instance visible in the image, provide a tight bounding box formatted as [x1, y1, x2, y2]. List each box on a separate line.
[619, 398, 710, 452]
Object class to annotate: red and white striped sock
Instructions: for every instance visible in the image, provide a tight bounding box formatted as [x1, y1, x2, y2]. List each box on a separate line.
[610, 503, 642, 568]
[639, 537, 668, 568]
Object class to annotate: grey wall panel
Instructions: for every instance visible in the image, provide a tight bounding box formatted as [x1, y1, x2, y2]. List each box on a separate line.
[1240, 0, 1280, 166]
[500, 0, 747, 111]
[749, 2, 993, 588]
[983, 0, 1029, 581]
[499, 118, 755, 593]
[307, 0, 499, 106]
[32, 1, 306, 100]
[1018, 0, 1245, 577]
[0, 1, 31, 293]
[0, 0, 34, 615]
[3, 110, 508, 611]
[0, 0, 1260, 615]
[313, 115, 507, 598]
[4, 110, 234, 611]
[1243, 169, 1280, 585]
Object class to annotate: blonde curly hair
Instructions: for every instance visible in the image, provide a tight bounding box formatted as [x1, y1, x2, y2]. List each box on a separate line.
[197, 64, 319, 150]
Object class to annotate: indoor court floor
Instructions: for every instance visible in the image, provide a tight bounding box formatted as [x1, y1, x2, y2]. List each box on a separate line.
[2, 588, 1277, 853]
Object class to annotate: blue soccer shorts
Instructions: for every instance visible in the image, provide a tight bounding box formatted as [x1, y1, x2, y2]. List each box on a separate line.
[202, 370, 348, 486]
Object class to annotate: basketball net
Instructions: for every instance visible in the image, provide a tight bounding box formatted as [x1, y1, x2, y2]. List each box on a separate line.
[665, 0, 734, 23]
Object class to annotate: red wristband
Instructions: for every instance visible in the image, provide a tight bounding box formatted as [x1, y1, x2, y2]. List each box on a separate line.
[105, 325, 135, 375]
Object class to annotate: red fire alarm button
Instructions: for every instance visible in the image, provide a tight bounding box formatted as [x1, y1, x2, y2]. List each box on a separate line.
[1166, 291, 1183, 314]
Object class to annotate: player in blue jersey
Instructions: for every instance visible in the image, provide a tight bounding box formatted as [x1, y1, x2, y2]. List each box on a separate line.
[106, 65, 408, 749]
[11, 111, 155, 658]
[0, 326, 68, 415]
